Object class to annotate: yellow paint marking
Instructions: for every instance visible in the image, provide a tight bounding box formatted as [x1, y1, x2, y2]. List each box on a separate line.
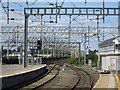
[115, 75, 120, 90]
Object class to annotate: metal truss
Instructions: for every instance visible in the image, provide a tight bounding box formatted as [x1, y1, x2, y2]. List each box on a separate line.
[0, 26, 118, 49]
[24, 7, 119, 16]
[23, 6, 120, 67]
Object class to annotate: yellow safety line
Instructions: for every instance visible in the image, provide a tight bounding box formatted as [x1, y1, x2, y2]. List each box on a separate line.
[115, 75, 120, 90]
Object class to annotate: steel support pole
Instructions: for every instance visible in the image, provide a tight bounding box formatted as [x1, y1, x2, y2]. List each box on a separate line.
[68, 15, 71, 57]
[55, 0, 58, 23]
[24, 14, 29, 67]
[78, 42, 81, 64]
[54, 33, 56, 58]
[0, 46, 3, 64]
[7, 0, 9, 24]
[84, 33, 87, 65]
[68, 15, 71, 48]
[103, 0, 105, 23]
[97, 15, 100, 68]
[7, 40, 9, 60]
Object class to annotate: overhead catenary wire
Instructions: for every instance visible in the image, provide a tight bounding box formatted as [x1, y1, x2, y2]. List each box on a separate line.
[69, 0, 77, 8]
[60, 0, 65, 7]
[26, 0, 29, 7]
[12, 2, 25, 8]
[0, 1, 7, 15]
[44, 0, 54, 6]
[32, 0, 38, 5]
[85, 0, 87, 4]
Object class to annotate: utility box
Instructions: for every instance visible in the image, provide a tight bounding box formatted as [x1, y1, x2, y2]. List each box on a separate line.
[88, 59, 92, 66]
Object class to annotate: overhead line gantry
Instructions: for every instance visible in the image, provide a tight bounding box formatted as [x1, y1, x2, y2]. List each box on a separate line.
[23, 5, 120, 67]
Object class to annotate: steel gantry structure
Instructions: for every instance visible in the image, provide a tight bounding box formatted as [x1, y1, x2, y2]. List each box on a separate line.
[0, 25, 118, 67]
[1, 26, 118, 46]
[23, 5, 120, 67]
[0, 1, 120, 67]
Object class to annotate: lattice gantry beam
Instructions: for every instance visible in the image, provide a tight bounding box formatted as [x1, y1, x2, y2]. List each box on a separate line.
[0, 26, 118, 47]
[25, 7, 120, 16]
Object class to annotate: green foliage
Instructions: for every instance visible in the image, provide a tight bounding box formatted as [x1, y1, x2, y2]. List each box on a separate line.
[2, 49, 7, 56]
[87, 50, 98, 67]
[80, 57, 84, 65]
[67, 58, 78, 65]
[67, 56, 85, 66]
[92, 61, 97, 67]
[2, 56, 19, 64]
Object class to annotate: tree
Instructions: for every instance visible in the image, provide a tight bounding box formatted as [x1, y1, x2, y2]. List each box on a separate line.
[2, 49, 7, 57]
[87, 49, 98, 67]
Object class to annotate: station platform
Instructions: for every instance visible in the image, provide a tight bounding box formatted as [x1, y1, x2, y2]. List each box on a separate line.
[1, 64, 24, 74]
[0, 64, 46, 77]
[93, 74, 118, 90]
[0, 64, 47, 89]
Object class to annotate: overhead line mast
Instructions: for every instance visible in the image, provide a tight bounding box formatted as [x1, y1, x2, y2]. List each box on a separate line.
[7, 0, 9, 24]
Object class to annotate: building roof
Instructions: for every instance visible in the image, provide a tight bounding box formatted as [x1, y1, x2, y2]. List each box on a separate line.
[114, 37, 120, 41]
[99, 37, 119, 47]
[113, 37, 120, 44]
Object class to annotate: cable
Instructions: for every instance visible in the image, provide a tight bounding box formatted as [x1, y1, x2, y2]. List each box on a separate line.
[26, 0, 29, 7]
[44, 0, 54, 6]
[0, 1, 7, 15]
[69, 0, 77, 8]
[34, 15, 42, 26]
[32, 0, 38, 5]
[12, 11, 24, 16]
[60, 0, 65, 7]
[67, 0, 89, 26]
[12, 2, 25, 8]
[85, 0, 87, 4]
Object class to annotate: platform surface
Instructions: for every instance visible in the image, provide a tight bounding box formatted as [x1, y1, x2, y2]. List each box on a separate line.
[1, 64, 24, 73]
[93, 74, 118, 90]
[0, 64, 46, 77]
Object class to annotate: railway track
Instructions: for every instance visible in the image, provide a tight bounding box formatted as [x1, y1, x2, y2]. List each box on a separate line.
[67, 65, 94, 90]
[75, 67, 93, 89]
[18, 60, 94, 90]
[18, 64, 60, 90]
[34, 64, 80, 90]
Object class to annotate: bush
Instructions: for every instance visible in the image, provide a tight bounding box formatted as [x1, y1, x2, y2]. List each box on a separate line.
[87, 50, 98, 67]
[67, 58, 78, 64]
[92, 61, 97, 67]
[2, 56, 19, 64]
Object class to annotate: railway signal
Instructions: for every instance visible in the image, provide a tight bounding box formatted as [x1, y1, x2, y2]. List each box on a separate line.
[37, 39, 42, 50]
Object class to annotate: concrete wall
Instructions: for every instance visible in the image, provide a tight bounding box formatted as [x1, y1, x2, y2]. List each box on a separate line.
[1, 65, 47, 90]
[71, 48, 79, 58]
[102, 56, 120, 71]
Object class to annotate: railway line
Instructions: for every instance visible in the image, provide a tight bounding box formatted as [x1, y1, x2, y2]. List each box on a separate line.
[18, 59, 95, 90]
[73, 66, 94, 89]
[18, 64, 60, 90]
